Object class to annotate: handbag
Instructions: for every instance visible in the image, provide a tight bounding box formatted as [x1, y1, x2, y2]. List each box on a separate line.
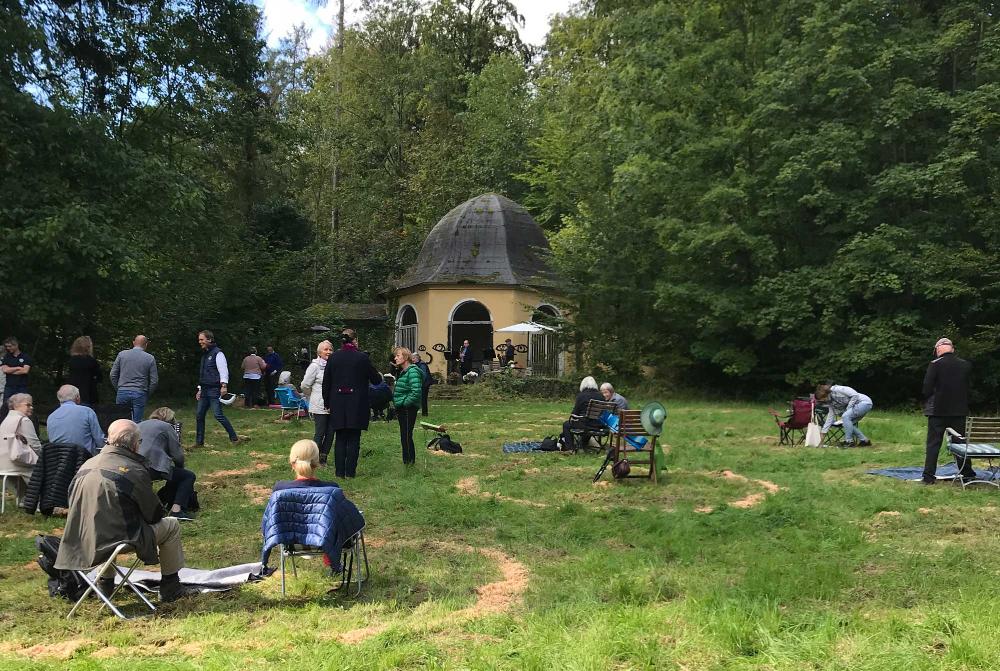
[804, 401, 822, 447]
[9, 416, 39, 465]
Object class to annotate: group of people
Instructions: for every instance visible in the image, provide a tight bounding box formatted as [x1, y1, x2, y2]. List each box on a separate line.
[559, 377, 629, 449]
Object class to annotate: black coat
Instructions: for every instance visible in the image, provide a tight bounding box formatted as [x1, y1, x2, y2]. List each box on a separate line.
[21, 443, 92, 515]
[67, 355, 102, 405]
[322, 347, 382, 430]
[922, 352, 972, 417]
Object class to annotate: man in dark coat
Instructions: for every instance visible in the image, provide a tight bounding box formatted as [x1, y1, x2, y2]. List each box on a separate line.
[410, 352, 433, 416]
[321, 329, 382, 478]
[501, 338, 516, 366]
[921, 337, 976, 485]
[458, 339, 471, 374]
[54, 419, 195, 601]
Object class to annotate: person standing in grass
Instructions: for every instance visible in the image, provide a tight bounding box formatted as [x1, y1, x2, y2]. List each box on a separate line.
[815, 383, 873, 447]
[302, 340, 334, 464]
[110, 334, 158, 423]
[393, 347, 423, 466]
[409, 352, 433, 417]
[920, 337, 976, 485]
[321, 329, 382, 478]
[241, 347, 267, 408]
[194, 330, 241, 447]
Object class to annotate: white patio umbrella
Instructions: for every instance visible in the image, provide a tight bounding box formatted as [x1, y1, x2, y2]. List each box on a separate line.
[494, 321, 555, 333]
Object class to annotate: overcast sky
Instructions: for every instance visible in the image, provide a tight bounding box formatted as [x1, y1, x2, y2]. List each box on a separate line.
[256, 0, 576, 52]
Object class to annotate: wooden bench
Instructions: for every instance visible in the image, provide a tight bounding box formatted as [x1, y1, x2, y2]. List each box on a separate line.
[568, 399, 619, 453]
[947, 417, 1000, 489]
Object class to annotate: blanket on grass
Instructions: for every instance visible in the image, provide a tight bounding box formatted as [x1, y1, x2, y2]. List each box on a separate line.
[502, 441, 543, 453]
[866, 464, 995, 481]
[89, 562, 269, 593]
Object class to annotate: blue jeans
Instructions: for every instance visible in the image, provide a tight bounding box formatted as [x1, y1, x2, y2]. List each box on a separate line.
[116, 389, 148, 423]
[195, 387, 237, 444]
[842, 401, 872, 442]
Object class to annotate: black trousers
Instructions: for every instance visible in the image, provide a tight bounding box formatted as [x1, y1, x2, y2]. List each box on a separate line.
[243, 377, 260, 407]
[333, 428, 362, 478]
[924, 415, 974, 481]
[313, 413, 335, 460]
[156, 467, 197, 510]
[421, 387, 430, 416]
[397, 405, 418, 464]
[264, 373, 277, 404]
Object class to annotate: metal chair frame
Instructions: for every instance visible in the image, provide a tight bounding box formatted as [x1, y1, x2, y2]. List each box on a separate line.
[947, 417, 1000, 489]
[569, 399, 618, 453]
[0, 472, 25, 513]
[274, 387, 304, 421]
[67, 543, 157, 620]
[278, 525, 369, 597]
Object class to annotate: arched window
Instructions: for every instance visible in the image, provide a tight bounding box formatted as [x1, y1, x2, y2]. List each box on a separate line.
[396, 305, 418, 352]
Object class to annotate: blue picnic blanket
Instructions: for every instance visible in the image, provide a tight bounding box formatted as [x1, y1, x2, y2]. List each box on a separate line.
[502, 441, 543, 453]
[866, 464, 995, 480]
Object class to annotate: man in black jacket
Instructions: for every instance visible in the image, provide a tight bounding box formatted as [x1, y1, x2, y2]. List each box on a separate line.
[321, 329, 382, 477]
[921, 337, 976, 485]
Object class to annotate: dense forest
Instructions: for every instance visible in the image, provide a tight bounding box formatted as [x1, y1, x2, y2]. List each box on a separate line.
[2, 0, 999, 405]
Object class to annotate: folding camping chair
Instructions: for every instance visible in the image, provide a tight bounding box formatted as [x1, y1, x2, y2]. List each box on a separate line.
[768, 398, 813, 445]
[66, 543, 157, 620]
[568, 399, 619, 453]
[947, 417, 1000, 489]
[813, 406, 864, 447]
[275, 387, 306, 421]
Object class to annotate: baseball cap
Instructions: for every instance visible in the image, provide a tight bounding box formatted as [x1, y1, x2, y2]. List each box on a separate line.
[934, 337, 953, 348]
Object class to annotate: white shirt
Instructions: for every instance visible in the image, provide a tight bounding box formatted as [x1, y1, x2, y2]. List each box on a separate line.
[216, 351, 229, 384]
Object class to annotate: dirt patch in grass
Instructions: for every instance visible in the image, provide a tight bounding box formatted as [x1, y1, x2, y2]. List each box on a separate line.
[337, 540, 529, 644]
[204, 462, 270, 479]
[13, 638, 92, 659]
[243, 483, 271, 504]
[455, 476, 549, 508]
[694, 470, 783, 513]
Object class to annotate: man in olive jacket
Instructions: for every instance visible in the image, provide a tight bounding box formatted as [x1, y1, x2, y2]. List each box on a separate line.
[54, 419, 194, 602]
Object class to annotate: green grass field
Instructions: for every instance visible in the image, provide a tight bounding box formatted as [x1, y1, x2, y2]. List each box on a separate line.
[2, 393, 999, 670]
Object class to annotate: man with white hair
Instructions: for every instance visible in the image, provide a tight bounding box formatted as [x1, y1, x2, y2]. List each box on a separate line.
[600, 383, 629, 410]
[46, 384, 105, 455]
[55, 419, 194, 602]
[110, 335, 158, 423]
[920, 336, 976, 485]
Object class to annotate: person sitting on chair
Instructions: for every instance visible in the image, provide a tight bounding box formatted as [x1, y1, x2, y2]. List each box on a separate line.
[54, 419, 196, 602]
[277, 371, 309, 412]
[272, 439, 341, 568]
[0, 393, 41, 497]
[815, 383, 873, 446]
[139, 407, 197, 521]
[600, 383, 629, 410]
[46, 385, 105, 455]
[560, 376, 604, 450]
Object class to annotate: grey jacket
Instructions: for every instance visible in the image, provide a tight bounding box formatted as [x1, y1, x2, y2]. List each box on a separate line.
[821, 385, 872, 431]
[110, 347, 158, 394]
[137, 419, 184, 479]
[54, 444, 164, 570]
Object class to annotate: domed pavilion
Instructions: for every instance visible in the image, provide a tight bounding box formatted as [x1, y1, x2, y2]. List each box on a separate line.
[392, 193, 565, 377]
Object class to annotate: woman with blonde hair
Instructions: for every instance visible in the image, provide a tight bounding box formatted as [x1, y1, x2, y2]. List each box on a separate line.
[67, 336, 102, 407]
[273, 439, 339, 490]
[392, 346, 423, 465]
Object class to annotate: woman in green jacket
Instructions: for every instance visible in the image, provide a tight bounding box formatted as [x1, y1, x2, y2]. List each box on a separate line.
[392, 347, 423, 465]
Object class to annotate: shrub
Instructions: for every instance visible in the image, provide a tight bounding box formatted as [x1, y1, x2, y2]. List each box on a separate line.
[481, 371, 577, 398]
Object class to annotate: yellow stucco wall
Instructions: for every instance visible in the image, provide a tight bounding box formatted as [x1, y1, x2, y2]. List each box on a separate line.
[394, 286, 563, 377]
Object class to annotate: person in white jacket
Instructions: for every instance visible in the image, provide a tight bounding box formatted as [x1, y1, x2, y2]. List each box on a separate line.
[301, 340, 334, 465]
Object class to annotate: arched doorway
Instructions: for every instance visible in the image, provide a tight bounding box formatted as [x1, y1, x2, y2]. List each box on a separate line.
[449, 300, 493, 374]
[529, 304, 560, 376]
[396, 305, 418, 352]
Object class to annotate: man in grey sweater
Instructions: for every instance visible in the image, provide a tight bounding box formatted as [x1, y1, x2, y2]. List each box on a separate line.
[111, 335, 158, 423]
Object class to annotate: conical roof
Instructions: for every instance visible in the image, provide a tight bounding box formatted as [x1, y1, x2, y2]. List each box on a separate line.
[395, 193, 558, 291]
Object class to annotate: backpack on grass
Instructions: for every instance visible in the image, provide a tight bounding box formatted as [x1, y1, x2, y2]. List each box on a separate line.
[35, 535, 87, 601]
[427, 434, 462, 454]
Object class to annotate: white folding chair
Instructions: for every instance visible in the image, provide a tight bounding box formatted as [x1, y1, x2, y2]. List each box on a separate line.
[0, 472, 24, 513]
[67, 543, 157, 619]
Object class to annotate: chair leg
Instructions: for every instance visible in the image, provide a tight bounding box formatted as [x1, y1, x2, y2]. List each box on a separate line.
[280, 544, 286, 596]
[1, 475, 7, 514]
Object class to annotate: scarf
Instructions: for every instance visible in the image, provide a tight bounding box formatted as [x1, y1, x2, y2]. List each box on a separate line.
[312, 357, 327, 370]
[341, 342, 359, 351]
